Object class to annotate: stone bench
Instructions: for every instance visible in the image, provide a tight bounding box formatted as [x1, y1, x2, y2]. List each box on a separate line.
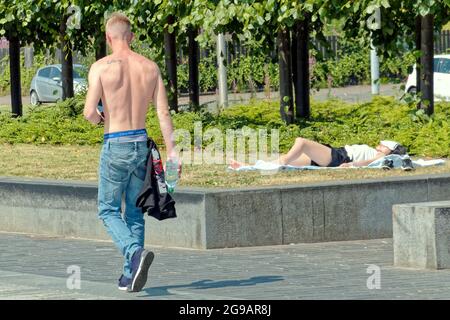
[393, 201, 450, 269]
[0, 174, 449, 249]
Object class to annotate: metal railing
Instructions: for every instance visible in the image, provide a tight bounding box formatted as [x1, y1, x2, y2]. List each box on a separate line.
[0, 31, 450, 71]
[435, 30, 450, 54]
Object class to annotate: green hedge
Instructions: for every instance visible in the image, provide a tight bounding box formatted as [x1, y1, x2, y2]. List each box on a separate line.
[210, 98, 450, 157]
[0, 95, 449, 157]
[0, 45, 414, 98]
[311, 49, 416, 88]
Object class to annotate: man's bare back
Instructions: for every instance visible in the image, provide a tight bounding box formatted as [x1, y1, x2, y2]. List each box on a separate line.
[84, 12, 175, 157]
[89, 52, 159, 133]
[83, 12, 179, 293]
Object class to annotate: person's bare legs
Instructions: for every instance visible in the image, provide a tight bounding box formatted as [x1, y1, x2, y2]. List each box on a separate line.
[230, 159, 247, 169]
[282, 154, 312, 166]
[229, 157, 285, 169]
[280, 137, 332, 166]
[230, 137, 332, 168]
[231, 153, 317, 168]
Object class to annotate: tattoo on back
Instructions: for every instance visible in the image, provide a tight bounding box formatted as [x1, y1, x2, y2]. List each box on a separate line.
[106, 59, 122, 65]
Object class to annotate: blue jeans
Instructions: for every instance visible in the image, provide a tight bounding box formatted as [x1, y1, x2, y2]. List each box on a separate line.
[98, 140, 149, 279]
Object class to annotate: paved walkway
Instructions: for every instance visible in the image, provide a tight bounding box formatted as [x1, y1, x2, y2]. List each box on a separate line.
[1, 232, 449, 300]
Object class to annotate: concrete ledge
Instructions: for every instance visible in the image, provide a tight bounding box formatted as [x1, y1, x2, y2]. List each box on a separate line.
[393, 201, 450, 269]
[0, 174, 449, 249]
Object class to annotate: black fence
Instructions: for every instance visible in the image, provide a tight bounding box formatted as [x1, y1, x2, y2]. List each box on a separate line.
[313, 31, 450, 58]
[435, 30, 450, 54]
[1, 31, 450, 71]
[313, 36, 340, 59]
[183, 31, 450, 63]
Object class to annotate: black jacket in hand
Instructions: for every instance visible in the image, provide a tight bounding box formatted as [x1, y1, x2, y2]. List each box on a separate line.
[136, 138, 177, 220]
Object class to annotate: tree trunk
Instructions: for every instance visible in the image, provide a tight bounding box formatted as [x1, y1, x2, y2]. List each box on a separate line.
[8, 33, 22, 117]
[420, 14, 434, 115]
[291, 31, 298, 97]
[188, 27, 200, 109]
[60, 14, 74, 100]
[164, 15, 178, 112]
[415, 16, 421, 99]
[293, 17, 310, 119]
[277, 28, 294, 124]
[95, 35, 107, 60]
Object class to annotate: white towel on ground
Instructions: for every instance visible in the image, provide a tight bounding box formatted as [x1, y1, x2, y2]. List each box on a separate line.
[228, 154, 446, 172]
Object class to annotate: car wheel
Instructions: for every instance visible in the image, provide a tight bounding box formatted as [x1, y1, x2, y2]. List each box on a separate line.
[407, 86, 417, 94]
[30, 91, 41, 107]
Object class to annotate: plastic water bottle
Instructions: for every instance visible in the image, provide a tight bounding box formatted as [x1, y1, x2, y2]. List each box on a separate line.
[97, 99, 104, 113]
[165, 157, 179, 194]
[97, 100, 104, 120]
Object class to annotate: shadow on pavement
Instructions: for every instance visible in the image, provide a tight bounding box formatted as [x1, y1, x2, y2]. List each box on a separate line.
[139, 275, 284, 297]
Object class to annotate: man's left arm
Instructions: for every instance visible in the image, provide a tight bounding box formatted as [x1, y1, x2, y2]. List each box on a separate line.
[83, 63, 103, 125]
[153, 66, 176, 157]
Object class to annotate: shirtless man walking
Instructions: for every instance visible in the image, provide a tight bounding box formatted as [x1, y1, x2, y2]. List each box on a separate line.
[83, 12, 177, 292]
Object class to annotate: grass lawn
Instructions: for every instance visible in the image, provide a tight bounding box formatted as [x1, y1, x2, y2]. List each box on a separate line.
[0, 144, 449, 188]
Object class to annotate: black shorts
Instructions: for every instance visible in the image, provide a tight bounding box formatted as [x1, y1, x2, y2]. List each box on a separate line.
[310, 145, 351, 167]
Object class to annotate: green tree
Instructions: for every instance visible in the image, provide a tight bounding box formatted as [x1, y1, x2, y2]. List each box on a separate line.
[75, 1, 118, 60]
[126, 1, 205, 112]
[54, 1, 113, 100]
[36, 1, 119, 101]
[333, 0, 450, 115]
[194, 0, 334, 123]
[0, 0, 55, 116]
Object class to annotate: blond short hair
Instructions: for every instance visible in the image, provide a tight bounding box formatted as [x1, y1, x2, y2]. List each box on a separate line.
[105, 12, 131, 37]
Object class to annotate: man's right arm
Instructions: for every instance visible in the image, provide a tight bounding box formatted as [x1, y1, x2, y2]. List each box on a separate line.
[83, 63, 103, 125]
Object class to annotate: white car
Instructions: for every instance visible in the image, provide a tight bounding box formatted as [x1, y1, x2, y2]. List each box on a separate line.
[405, 54, 450, 101]
[29, 64, 87, 106]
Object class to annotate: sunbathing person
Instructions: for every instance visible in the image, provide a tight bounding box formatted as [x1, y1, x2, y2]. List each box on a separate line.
[230, 138, 407, 169]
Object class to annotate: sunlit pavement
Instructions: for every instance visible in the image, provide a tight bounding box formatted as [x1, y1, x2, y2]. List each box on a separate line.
[1, 232, 449, 300]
